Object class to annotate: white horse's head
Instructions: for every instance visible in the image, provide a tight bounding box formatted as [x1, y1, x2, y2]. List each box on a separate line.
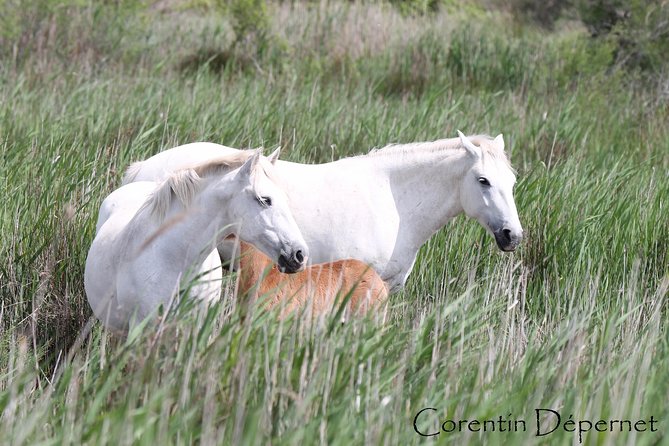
[225, 149, 308, 273]
[457, 131, 523, 251]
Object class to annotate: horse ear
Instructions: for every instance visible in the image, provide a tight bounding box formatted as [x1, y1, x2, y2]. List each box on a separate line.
[493, 134, 505, 151]
[457, 130, 481, 158]
[268, 146, 281, 165]
[237, 149, 262, 181]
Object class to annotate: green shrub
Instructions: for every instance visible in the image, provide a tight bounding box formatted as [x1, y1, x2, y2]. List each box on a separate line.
[542, 32, 615, 85]
[577, 0, 627, 36]
[189, 0, 281, 72]
[503, 0, 572, 30]
[578, 0, 669, 73]
[209, 0, 271, 44]
[388, 0, 441, 16]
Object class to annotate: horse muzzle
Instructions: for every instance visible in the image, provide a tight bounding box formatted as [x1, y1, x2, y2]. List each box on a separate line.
[493, 228, 523, 252]
[278, 249, 307, 273]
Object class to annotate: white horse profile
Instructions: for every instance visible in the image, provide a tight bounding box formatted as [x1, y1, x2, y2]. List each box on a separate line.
[85, 150, 309, 332]
[123, 131, 523, 291]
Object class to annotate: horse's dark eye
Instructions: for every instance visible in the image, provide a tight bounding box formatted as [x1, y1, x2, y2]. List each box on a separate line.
[257, 196, 272, 207]
[478, 177, 491, 186]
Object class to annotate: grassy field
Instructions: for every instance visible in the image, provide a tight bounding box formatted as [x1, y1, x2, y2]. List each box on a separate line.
[1, 1, 668, 444]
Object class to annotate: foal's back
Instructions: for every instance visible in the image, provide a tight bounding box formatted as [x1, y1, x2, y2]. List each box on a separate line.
[237, 241, 387, 316]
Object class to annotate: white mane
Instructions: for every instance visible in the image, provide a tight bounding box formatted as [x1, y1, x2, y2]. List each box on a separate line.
[365, 134, 512, 170]
[362, 135, 506, 159]
[140, 152, 253, 221]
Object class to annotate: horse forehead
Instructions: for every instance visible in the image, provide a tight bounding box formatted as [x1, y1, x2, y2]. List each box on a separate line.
[254, 169, 274, 187]
[257, 159, 279, 181]
[496, 168, 516, 189]
[495, 163, 516, 185]
[252, 166, 287, 199]
[481, 151, 515, 183]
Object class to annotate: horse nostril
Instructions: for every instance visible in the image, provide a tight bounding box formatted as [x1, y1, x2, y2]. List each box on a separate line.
[503, 228, 512, 241]
[294, 250, 304, 263]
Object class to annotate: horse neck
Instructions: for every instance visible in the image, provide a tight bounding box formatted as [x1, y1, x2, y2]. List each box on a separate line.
[152, 179, 231, 272]
[373, 149, 470, 244]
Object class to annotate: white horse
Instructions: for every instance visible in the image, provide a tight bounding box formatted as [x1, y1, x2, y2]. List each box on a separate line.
[85, 150, 309, 332]
[123, 132, 523, 291]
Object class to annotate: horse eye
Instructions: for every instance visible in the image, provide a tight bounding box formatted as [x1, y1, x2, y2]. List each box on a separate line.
[478, 177, 491, 186]
[257, 196, 272, 207]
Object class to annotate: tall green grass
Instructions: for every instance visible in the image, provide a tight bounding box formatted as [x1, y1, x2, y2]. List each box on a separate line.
[1, 1, 668, 444]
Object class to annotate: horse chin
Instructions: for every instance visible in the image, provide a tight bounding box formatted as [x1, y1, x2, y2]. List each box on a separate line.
[278, 265, 304, 274]
[277, 256, 305, 274]
[494, 237, 518, 252]
[491, 221, 525, 252]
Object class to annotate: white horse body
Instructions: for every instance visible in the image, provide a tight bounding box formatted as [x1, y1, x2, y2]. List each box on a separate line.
[125, 133, 523, 290]
[86, 152, 308, 332]
[95, 181, 157, 233]
[86, 181, 224, 330]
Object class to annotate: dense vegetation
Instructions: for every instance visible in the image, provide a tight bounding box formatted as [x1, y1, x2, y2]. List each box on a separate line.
[1, 0, 667, 444]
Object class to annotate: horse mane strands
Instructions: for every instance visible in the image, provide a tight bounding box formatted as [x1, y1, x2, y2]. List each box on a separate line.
[367, 135, 504, 157]
[193, 151, 269, 206]
[194, 150, 276, 202]
[122, 161, 142, 185]
[365, 135, 490, 158]
[251, 165, 265, 202]
[192, 151, 253, 178]
[381, 135, 514, 173]
[142, 151, 255, 222]
[144, 168, 202, 221]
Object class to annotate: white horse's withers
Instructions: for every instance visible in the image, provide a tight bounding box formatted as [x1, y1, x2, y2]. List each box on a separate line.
[124, 132, 523, 291]
[85, 150, 309, 332]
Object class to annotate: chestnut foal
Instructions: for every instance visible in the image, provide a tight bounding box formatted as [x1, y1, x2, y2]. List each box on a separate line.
[236, 241, 388, 317]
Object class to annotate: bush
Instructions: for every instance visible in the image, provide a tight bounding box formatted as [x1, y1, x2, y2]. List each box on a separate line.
[517, 0, 571, 29]
[578, 0, 669, 73]
[577, 0, 627, 36]
[189, 0, 281, 72]
[209, 0, 271, 44]
[491, 0, 572, 30]
[388, 0, 441, 16]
